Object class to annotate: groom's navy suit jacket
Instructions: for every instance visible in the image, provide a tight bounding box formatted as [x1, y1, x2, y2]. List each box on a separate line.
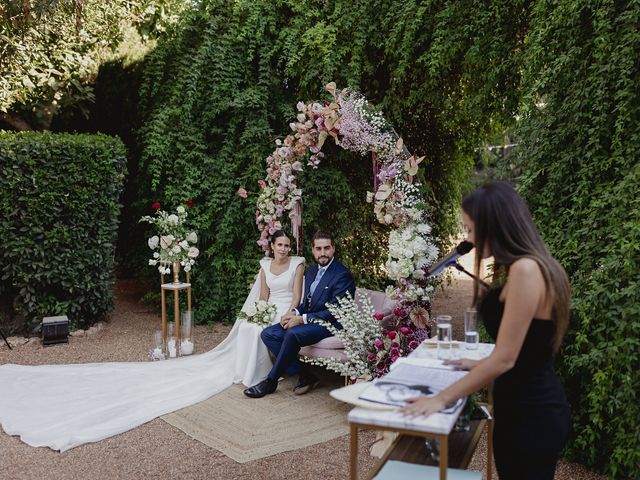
[296, 259, 355, 329]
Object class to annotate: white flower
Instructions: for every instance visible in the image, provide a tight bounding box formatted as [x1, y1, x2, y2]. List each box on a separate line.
[245, 305, 257, 316]
[188, 247, 199, 258]
[153, 252, 160, 258]
[179, 240, 189, 249]
[148, 259, 157, 266]
[383, 214, 393, 224]
[366, 191, 374, 203]
[184, 264, 191, 272]
[417, 223, 431, 234]
[256, 300, 268, 312]
[167, 214, 179, 225]
[176, 206, 186, 214]
[160, 235, 173, 249]
[172, 245, 181, 253]
[148, 235, 159, 250]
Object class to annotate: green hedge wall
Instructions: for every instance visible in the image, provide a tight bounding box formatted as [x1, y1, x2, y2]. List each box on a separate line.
[516, 1, 640, 477]
[0, 132, 127, 333]
[136, 0, 528, 323]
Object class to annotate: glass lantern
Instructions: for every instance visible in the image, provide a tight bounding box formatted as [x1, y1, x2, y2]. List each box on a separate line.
[180, 311, 194, 355]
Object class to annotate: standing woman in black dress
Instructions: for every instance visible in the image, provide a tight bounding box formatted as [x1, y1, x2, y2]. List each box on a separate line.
[401, 182, 572, 480]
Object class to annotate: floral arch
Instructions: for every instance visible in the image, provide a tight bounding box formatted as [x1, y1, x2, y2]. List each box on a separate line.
[247, 82, 440, 371]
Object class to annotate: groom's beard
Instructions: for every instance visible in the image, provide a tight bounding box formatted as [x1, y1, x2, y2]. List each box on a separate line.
[316, 256, 332, 267]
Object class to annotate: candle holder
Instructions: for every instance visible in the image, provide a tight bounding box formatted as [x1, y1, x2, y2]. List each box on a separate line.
[180, 311, 194, 356]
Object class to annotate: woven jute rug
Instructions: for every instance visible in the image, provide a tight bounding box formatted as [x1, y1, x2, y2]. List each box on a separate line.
[161, 376, 351, 463]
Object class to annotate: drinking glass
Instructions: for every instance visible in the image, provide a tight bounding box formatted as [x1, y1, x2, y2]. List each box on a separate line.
[436, 315, 452, 359]
[464, 308, 479, 350]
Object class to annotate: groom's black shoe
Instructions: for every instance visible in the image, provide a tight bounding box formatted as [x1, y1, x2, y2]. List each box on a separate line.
[243, 378, 278, 398]
[293, 372, 320, 395]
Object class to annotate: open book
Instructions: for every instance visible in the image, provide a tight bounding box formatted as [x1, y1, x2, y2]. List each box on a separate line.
[358, 360, 467, 412]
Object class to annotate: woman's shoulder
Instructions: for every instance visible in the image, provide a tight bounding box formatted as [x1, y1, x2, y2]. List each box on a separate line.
[259, 257, 272, 270]
[510, 257, 542, 277]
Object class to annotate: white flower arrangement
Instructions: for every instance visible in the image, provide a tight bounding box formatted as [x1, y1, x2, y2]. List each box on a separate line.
[301, 293, 380, 380]
[140, 205, 199, 275]
[238, 300, 278, 328]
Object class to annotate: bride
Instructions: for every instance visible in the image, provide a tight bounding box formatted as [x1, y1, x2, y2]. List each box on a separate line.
[0, 230, 304, 452]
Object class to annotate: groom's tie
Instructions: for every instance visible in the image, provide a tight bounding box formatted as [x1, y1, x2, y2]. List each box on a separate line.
[309, 267, 326, 298]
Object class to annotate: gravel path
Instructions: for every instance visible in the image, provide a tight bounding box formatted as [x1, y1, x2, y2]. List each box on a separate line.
[0, 269, 605, 479]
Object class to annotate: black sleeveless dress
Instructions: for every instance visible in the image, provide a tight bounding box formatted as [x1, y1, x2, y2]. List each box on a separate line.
[479, 287, 571, 480]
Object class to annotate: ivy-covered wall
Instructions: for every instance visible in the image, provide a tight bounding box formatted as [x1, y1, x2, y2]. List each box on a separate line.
[0, 132, 127, 333]
[515, 1, 640, 477]
[136, 0, 528, 323]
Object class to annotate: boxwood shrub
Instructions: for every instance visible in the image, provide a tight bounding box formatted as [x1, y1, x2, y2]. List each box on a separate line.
[0, 132, 126, 333]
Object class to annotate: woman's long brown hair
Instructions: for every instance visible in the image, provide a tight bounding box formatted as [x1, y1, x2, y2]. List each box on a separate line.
[461, 182, 570, 352]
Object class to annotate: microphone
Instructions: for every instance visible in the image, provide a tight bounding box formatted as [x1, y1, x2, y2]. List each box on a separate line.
[426, 241, 474, 277]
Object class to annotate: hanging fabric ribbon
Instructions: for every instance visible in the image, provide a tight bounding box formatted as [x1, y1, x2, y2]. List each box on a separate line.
[372, 151, 379, 192]
[291, 199, 303, 256]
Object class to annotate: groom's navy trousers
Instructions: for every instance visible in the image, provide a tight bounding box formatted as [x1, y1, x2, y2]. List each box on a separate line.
[261, 258, 355, 381]
[262, 323, 332, 378]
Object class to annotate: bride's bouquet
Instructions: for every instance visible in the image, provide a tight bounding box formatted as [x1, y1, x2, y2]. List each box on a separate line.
[238, 300, 278, 328]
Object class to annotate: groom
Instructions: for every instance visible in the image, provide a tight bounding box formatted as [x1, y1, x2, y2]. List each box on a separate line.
[244, 230, 355, 398]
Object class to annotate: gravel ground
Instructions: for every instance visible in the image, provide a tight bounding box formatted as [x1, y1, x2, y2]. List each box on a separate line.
[0, 273, 605, 480]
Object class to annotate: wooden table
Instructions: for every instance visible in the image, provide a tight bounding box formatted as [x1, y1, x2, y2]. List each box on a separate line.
[348, 341, 495, 479]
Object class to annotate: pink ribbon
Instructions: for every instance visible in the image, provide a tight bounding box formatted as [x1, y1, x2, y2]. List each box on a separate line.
[372, 152, 379, 192]
[291, 199, 303, 255]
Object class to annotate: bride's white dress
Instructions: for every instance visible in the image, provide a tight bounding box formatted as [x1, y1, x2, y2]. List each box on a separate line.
[0, 256, 304, 452]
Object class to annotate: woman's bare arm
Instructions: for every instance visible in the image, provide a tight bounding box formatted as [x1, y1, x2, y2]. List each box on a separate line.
[288, 263, 304, 311]
[259, 268, 269, 302]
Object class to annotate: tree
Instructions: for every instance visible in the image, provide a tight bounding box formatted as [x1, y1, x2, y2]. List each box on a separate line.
[0, 0, 188, 131]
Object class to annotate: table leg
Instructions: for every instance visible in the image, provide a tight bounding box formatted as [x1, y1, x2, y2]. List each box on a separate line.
[174, 289, 181, 342]
[350, 424, 358, 480]
[161, 288, 167, 344]
[439, 434, 448, 480]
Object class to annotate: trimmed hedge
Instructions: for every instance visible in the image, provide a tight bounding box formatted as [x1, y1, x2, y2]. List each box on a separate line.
[0, 132, 126, 333]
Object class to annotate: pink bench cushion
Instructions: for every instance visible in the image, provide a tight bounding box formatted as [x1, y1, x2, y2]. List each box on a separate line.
[299, 288, 396, 362]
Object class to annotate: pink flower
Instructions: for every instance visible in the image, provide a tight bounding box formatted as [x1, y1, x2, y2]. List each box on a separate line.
[184, 199, 194, 208]
[393, 307, 406, 318]
[236, 188, 248, 198]
[373, 312, 384, 321]
[390, 355, 399, 363]
[367, 353, 377, 362]
[408, 340, 419, 350]
[390, 348, 399, 357]
[151, 201, 161, 211]
[387, 331, 397, 340]
[257, 180, 266, 189]
[391, 341, 400, 348]
[400, 326, 411, 335]
[374, 338, 384, 349]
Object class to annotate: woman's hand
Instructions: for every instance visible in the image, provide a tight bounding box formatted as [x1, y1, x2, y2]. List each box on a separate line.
[399, 395, 447, 418]
[443, 358, 479, 371]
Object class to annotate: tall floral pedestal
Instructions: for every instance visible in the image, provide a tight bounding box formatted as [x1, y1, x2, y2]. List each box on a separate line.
[160, 268, 192, 355]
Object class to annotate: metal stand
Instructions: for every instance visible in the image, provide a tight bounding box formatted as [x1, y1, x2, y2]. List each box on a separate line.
[453, 262, 491, 290]
[0, 328, 12, 349]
